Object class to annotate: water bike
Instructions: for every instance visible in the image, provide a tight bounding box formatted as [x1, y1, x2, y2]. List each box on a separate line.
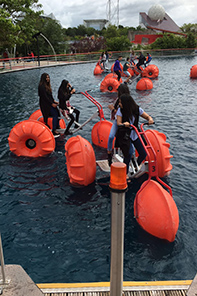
[96, 122, 173, 179]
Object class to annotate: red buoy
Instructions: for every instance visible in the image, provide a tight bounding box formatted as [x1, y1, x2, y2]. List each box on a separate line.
[29, 109, 66, 129]
[134, 180, 179, 242]
[91, 120, 114, 149]
[8, 120, 55, 157]
[136, 78, 153, 90]
[145, 129, 173, 177]
[190, 65, 197, 78]
[100, 74, 122, 92]
[142, 64, 159, 78]
[94, 63, 104, 75]
[65, 135, 96, 186]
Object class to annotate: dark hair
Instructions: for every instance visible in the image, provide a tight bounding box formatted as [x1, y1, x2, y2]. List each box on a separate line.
[39, 73, 52, 93]
[117, 83, 130, 98]
[58, 79, 69, 95]
[120, 93, 139, 126]
[114, 84, 130, 110]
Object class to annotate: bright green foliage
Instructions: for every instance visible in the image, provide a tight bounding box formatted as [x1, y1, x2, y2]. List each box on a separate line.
[181, 23, 197, 34]
[150, 33, 186, 49]
[0, 0, 42, 50]
[185, 32, 197, 48]
[106, 36, 131, 51]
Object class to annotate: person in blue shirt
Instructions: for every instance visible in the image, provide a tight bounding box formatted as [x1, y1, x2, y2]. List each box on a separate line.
[116, 93, 154, 176]
[145, 53, 152, 67]
[113, 56, 122, 81]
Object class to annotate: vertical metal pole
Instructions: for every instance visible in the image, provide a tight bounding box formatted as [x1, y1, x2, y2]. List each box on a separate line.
[110, 191, 125, 296]
[0, 234, 6, 284]
[36, 36, 40, 67]
[109, 163, 127, 296]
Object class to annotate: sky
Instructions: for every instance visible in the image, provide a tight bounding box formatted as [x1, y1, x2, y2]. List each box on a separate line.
[37, 0, 197, 29]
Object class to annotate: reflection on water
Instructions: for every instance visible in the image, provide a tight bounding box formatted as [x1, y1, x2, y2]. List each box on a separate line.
[0, 56, 197, 283]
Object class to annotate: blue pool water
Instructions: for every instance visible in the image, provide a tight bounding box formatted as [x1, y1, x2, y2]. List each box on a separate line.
[0, 56, 197, 283]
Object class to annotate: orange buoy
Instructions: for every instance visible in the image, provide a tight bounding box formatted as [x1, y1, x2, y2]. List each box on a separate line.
[94, 63, 104, 75]
[142, 64, 159, 78]
[29, 109, 42, 120]
[65, 135, 96, 186]
[127, 68, 135, 77]
[136, 78, 153, 90]
[8, 119, 55, 157]
[145, 129, 173, 177]
[190, 65, 197, 78]
[91, 120, 114, 148]
[134, 180, 179, 242]
[100, 74, 122, 92]
[29, 109, 66, 129]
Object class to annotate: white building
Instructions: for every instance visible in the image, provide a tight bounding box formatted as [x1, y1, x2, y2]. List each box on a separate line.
[83, 19, 109, 30]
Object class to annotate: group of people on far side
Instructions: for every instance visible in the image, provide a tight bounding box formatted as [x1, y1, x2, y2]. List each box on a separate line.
[38, 73, 80, 136]
[113, 51, 152, 84]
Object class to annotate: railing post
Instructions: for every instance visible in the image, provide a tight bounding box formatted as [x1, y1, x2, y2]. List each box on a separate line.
[0, 233, 6, 285]
[109, 162, 127, 296]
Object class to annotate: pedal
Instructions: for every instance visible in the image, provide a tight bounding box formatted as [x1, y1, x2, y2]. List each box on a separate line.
[56, 128, 66, 133]
[96, 160, 110, 172]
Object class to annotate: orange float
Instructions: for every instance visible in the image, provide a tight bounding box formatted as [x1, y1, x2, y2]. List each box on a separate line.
[100, 74, 122, 92]
[91, 120, 114, 149]
[29, 109, 66, 130]
[136, 78, 153, 90]
[145, 129, 173, 177]
[134, 179, 179, 242]
[94, 62, 104, 75]
[8, 120, 55, 157]
[65, 135, 96, 186]
[190, 65, 197, 78]
[141, 64, 159, 78]
[127, 68, 135, 77]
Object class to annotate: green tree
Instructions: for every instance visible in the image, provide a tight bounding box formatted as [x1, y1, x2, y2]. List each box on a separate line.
[150, 33, 186, 49]
[106, 36, 131, 51]
[185, 32, 197, 48]
[0, 0, 42, 51]
[181, 23, 197, 34]
[102, 25, 119, 38]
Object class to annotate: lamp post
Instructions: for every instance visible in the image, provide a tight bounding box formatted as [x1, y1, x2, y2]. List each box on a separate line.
[109, 162, 127, 296]
[33, 32, 41, 66]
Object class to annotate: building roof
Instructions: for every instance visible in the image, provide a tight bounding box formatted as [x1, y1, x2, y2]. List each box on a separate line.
[139, 12, 181, 34]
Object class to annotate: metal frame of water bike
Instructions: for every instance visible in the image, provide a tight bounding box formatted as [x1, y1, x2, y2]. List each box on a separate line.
[56, 91, 105, 135]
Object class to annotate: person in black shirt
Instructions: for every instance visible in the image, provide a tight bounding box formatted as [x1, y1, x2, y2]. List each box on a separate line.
[38, 73, 60, 135]
[136, 52, 146, 71]
[58, 80, 80, 135]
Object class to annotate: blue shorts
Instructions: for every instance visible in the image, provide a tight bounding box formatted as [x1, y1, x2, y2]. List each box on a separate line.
[124, 71, 130, 77]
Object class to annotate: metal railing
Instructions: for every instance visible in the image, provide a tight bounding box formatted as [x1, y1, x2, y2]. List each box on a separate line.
[0, 48, 196, 72]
